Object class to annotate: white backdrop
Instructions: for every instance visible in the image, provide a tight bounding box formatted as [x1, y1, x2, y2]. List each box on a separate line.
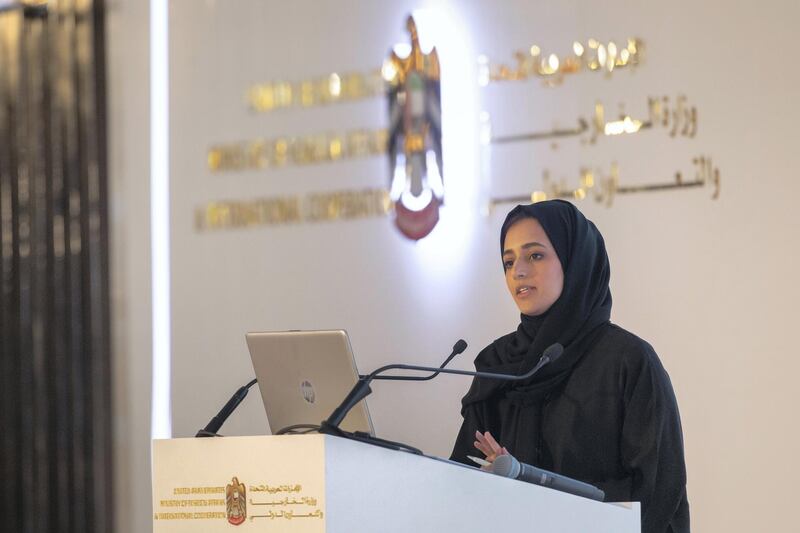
[111, 1, 800, 532]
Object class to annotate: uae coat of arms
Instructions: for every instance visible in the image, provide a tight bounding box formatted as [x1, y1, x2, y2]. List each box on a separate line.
[225, 476, 247, 525]
[385, 16, 444, 240]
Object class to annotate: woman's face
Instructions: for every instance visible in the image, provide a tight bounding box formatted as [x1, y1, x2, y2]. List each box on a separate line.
[502, 217, 564, 316]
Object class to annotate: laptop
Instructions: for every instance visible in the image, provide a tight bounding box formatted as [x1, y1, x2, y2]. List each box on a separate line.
[245, 329, 375, 435]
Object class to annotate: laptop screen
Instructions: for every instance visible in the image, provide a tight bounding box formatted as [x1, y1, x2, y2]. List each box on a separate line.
[245, 329, 374, 435]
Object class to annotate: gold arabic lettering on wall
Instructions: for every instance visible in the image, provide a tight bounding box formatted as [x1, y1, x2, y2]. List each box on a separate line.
[489, 156, 720, 210]
[478, 37, 644, 86]
[485, 94, 698, 146]
[483, 35, 721, 207]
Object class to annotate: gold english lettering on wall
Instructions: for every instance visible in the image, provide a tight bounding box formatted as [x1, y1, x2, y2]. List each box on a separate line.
[247, 70, 385, 112]
[208, 129, 388, 172]
[195, 188, 392, 231]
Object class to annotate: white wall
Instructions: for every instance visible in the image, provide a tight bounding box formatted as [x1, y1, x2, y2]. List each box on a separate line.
[111, 1, 800, 531]
[107, 1, 152, 532]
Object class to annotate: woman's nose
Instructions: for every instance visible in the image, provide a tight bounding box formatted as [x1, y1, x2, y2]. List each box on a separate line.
[514, 263, 529, 279]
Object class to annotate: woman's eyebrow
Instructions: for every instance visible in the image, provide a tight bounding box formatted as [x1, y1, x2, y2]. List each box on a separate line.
[521, 241, 546, 250]
[503, 242, 545, 256]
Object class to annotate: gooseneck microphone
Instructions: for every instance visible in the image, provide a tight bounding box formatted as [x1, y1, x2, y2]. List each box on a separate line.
[369, 339, 469, 381]
[492, 454, 606, 502]
[321, 342, 563, 433]
[195, 378, 258, 437]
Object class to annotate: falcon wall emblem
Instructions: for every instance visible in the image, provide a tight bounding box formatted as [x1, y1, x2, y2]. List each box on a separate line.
[385, 16, 444, 240]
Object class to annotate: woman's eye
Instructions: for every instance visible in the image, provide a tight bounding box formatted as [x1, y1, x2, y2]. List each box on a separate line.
[503, 260, 514, 270]
[529, 252, 543, 261]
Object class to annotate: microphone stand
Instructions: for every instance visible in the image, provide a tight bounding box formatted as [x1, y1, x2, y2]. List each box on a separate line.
[195, 378, 258, 437]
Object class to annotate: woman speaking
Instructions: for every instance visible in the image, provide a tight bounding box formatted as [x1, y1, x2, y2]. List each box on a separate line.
[451, 200, 690, 533]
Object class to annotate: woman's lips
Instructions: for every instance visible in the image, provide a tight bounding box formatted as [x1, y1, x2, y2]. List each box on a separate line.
[516, 286, 534, 297]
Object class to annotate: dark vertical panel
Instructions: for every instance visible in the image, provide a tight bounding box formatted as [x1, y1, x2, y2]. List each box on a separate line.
[24, 10, 53, 533]
[42, 5, 69, 530]
[17, 8, 37, 531]
[0, 17, 7, 529]
[63, 2, 85, 532]
[76, 0, 113, 528]
[0, 2, 112, 532]
[0, 11, 23, 533]
[90, 0, 113, 525]
[46, 2, 73, 530]
[60, 2, 89, 531]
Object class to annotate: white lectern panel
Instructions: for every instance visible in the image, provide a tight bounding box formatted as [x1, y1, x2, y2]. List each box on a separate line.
[152, 435, 640, 532]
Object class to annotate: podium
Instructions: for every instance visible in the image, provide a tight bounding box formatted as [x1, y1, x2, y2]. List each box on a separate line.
[152, 434, 640, 532]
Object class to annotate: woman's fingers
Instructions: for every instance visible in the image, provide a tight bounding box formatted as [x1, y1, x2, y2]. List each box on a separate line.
[474, 439, 489, 456]
[474, 431, 495, 454]
[473, 436, 492, 457]
[474, 430, 504, 462]
[483, 431, 501, 451]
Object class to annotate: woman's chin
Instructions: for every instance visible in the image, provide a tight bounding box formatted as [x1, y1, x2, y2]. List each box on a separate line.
[517, 299, 556, 317]
[519, 305, 544, 316]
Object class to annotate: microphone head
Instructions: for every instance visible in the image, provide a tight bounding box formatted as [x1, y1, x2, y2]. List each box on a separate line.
[491, 454, 521, 478]
[543, 343, 564, 364]
[453, 339, 468, 355]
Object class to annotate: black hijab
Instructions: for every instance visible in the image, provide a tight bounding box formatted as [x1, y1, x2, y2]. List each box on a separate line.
[462, 200, 613, 407]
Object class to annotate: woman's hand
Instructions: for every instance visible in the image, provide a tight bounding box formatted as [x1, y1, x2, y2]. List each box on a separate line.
[474, 430, 509, 470]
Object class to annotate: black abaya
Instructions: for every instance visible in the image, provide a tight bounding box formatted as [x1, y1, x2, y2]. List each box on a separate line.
[450, 201, 690, 533]
[451, 323, 690, 532]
